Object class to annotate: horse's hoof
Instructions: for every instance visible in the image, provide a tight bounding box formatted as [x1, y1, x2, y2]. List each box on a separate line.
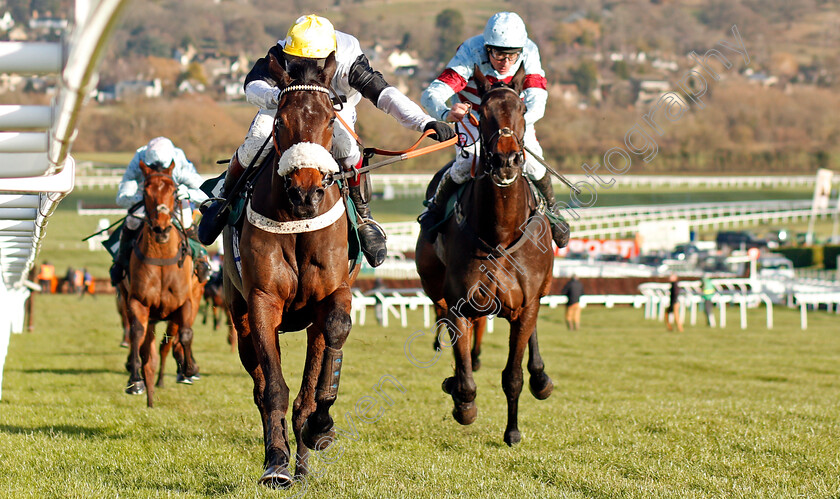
[301, 417, 335, 450]
[452, 401, 477, 425]
[471, 356, 481, 371]
[190, 373, 201, 381]
[294, 463, 309, 480]
[120, 340, 129, 348]
[258, 465, 293, 489]
[504, 429, 522, 447]
[529, 373, 554, 400]
[441, 376, 456, 394]
[125, 380, 146, 395]
[176, 373, 193, 385]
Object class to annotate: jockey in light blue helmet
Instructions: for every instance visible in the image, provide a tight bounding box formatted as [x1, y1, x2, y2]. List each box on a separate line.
[419, 12, 569, 249]
[110, 137, 211, 285]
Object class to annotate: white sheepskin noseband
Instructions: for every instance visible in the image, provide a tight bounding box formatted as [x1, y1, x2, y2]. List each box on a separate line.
[276, 142, 339, 177]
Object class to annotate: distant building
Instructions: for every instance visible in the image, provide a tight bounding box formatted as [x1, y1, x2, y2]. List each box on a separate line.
[115, 79, 163, 99]
[173, 45, 197, 67]
[178, 79, 205, 94]
[651, 58, 678, 72]
[387, 50, 419, 76]
[550, 83, 582, 107]
[634, 79, 670, 106]
[745, 70, 778, 87]
[222, 79, 245, 99]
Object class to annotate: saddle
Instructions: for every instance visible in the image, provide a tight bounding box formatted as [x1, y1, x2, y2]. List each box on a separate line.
[429, 169, 551, 259]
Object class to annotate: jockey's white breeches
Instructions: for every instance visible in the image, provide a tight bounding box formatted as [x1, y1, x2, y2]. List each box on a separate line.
[236, 106, 361, 170]
[125, 201, 193, 230]
[450, 119, 545, 184]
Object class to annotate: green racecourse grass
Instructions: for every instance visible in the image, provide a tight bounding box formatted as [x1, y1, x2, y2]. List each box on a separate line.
[1, 296, 839, 498]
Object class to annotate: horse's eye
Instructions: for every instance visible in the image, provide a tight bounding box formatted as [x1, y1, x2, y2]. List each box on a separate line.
[329, 117, 336, 126]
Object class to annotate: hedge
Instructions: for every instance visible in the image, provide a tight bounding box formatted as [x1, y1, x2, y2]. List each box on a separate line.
[824, 246, 840, 270]
[773, 247, 815, 268]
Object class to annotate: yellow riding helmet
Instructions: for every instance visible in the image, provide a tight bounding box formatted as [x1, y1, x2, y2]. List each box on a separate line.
[282, 15, 337, 59]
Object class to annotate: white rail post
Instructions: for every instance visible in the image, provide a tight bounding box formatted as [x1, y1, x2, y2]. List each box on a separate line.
[800, 301, 807, 330]
[739, 295, 747, 330]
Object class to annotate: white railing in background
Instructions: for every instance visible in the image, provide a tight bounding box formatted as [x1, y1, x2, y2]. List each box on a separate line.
[368, 174, 838, 195]
[573, 199, 834, 239]
[0, 0, 131, 400]
[72, 173, 840, 193]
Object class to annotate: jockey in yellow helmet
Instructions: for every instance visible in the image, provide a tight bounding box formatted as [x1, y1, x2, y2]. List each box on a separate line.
[198, 14, 454, 267]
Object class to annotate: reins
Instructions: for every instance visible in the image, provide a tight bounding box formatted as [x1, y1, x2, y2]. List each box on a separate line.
[331, 112, 457, 181]
[454, 86, 541, 257]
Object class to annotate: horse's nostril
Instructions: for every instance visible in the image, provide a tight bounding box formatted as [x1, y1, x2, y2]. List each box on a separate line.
[313, 188, 325, 202]
[287, 187, 303, 205]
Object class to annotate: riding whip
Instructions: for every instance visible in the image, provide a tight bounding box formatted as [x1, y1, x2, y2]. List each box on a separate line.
[523, 145, 580, 195]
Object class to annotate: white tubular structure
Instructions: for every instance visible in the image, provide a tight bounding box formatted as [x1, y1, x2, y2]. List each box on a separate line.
[0, 0, 131, 400]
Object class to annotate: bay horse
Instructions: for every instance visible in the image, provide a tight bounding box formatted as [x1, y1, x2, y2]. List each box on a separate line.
[415, 65, 555, 446]
[223, 53, 358, 487]
[124, 162, 202, 407]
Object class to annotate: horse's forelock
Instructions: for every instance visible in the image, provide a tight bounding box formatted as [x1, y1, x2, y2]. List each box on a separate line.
[286, 59, 324, 87]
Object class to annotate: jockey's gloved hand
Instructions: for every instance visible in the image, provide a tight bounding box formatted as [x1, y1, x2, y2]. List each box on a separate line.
[424, 121, 456, 142]
[176, 184, 191, 200]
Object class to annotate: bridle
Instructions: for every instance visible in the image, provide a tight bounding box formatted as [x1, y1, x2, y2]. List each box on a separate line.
[136, 170, 189, 267]
[476, 85, 526, 188]
[271, 83, 337, 191]
[143, 171, 178, 236]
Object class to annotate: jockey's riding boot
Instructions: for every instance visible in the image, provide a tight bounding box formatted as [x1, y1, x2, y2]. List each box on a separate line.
[348, 181, 387, 267]
[533, 174, 570, 249]
[197, 154, 246, 246]
[418, 169, 459, 244]
[109, 226, 139, 286]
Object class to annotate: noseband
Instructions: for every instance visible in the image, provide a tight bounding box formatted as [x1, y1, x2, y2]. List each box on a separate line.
[143, 171, 177, 234]
[478, 85, 525, 188]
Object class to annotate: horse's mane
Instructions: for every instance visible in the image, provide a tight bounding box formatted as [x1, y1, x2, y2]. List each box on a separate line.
[286, 59, 324, 86]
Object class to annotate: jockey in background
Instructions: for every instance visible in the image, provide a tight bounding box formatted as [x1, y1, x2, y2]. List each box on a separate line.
[197, 14, 455, 267]
[109, 136, 212, 285]
[419, 11, 569, 248]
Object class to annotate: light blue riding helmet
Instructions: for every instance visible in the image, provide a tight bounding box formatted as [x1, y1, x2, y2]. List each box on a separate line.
[143, 136, 176, 169]
[483, 12, 528, 49]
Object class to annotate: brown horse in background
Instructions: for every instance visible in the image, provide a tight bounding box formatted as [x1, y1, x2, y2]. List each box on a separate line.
[415, 65, 555, 446]
[223, 54, 359, 487]
[124, 161, 202, 407]
[203, 272, 235, 351]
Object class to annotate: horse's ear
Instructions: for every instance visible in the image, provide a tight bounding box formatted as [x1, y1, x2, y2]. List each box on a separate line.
[473, 65, 491, 97]
[139, 160, 152, 176]
[321, 51, 337, 87]
[510, 63, 526, 94]
[268, 53, 292, 88]
[162, 160, 175, 175]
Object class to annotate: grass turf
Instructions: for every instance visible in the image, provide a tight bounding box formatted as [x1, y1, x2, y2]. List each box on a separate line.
[1, 296, 839, 498]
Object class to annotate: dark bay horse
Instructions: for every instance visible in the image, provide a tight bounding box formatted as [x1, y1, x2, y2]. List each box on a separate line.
[416, 65, 555, 446]
[223, 53, 358, 487]
[124, 162, 202, 407]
